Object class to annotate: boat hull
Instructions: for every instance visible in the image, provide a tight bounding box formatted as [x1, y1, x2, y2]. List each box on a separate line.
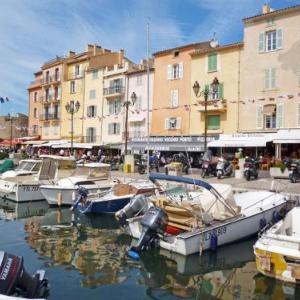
[79, 196, 132, 214]
[128, 202, 287, 256]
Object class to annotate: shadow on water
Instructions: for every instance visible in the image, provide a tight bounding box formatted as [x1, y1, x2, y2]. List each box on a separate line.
[1, 199, 300, 299]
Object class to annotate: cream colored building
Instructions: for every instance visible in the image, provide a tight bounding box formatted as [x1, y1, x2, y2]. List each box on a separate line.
[190, 43, 243, 138]
[240, 4, 300, 133]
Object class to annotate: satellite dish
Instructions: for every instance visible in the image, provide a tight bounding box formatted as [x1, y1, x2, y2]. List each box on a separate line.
[210, 40, 218, 48]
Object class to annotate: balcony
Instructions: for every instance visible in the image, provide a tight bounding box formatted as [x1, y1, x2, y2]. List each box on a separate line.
[67, 72, 84, 80]
[123, 131, 146, 140]
[103, 86, 125, 98]
[39, 94, 61, 103]
[29, 79, 43, 88]
[196, 99, 227, 112]
[39, 113, 61, 121]
[82, 135, 98, 143]
[42, 75, 61, 86]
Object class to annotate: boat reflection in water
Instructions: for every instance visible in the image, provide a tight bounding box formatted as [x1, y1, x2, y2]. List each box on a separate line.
[21, 207, 300, 299]
[0, 198, 49, 220]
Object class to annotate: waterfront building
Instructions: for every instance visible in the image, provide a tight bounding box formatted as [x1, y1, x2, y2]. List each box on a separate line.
[0, 113, 28, 140]
[151, 42, 210, 138]
[126, 61, 154, 152]
[190, 42, 243, 137]
[239, 4, 300, 156]
[28, 71, 43, 137]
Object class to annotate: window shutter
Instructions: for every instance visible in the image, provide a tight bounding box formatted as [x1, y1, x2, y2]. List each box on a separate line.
[170, 90, 174, 107]
[207, 55, 212, 72]
[271, 68, 276, 88]
[116, 123, 120, 134]
[173, 90, 179, 107]
[116, 100, 121, 113]
[165, 118, 169, 129]
[256, 105, 263, 129]
[212, 54, 217, 71]
[297, 103, 300, 128]
[94, 106, 97, 117]
[176, 117, 181, 129]
[108, 124, 112, 135]
[167, 65, 172, 80]
[264, 69, 270, 89]
[276, 29, 282, 49]
[259, 32, 265, 53]
[217, 53, 220, 71]
[57, 86, 61, 99]
[109, 102, 112, 114]
[276, 103, 284, 128]
[218, 83, 224, 99]
[179, 62, 183, 78]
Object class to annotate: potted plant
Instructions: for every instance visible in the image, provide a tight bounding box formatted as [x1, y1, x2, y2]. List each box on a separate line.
[270, 160, 291, 179]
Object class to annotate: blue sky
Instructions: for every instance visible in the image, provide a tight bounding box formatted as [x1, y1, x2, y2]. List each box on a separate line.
[0, 0, 299, 116]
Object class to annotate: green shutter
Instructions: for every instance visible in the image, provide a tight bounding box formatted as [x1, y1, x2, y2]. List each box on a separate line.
[208, 53, 217, 72]
[208, 115, 220, 130]
[271, 68, 276, 88]
[218, 83, 224, 99]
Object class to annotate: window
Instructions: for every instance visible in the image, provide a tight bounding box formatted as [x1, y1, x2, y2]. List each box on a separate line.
[75, 65, 80, 77]
[45, 88, 49, 101]
[167, 63, 183, 80]
[259, 29, 282, 53]
[70, 81, 76, 93]
[45, 71, 50, 83]
[53, 105, 59, 119]
[34, 108, 37, 118]
[86, 127, 96, 142]
[170, 90, 179, 107]
[34, 92, 38, 102]
[265, 114, 276, 129]
[207, 115, 220, 130]
[54, 86, 60, 100]
[264, 68, 276, 89]
[165, 117, 181, 130]
[33, 125, 38, 134]
[173, 50, 179, 57]
[207, 53, 217, 72]
[89, 89, 96, 99]
[135, 96, 142, 110]
[109, 99, 121, 114]
[136, 74, 143, 86]
[108, 123, 120, 135]
[54, 68, 60, 81]
[87, 105, 97, 118]
[92, 70, 98, 79]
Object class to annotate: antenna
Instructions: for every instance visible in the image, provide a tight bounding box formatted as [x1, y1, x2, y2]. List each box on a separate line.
[210, 32, 219, 48]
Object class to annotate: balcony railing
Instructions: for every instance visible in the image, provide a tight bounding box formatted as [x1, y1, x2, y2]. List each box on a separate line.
[67, 72, 84, 80]
[197, 99, 227, 112]
[39, 113, 61, 121]
[123, 131, 146, 139]
[83, 135, 98, 143]
[42, 75, 61, 85]
[39, 95, 61, 103]
[103, 86, 125, 97]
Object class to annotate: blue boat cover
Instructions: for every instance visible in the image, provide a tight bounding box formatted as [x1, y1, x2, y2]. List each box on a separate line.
[149, 173, 213, 191]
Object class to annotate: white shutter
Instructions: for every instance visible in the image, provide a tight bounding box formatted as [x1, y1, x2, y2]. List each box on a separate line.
[108, 124, 112, 135]
[167, 65, 172, 80]
[256, 105, 263, 129]
[259, 32, 265, 53]
[173, 90, 179, 107]
[94, 106, 97, 117]
[264, 69, 270, 89]
[170, 90, 174, 107]
[276, 103, 284, 128]
[276, 29, 283, 49]
[57, 86, 61, 100]
[179, 62, 183, 78]
[271, 68, 276, 88]
[297, 103, 300, 128]
[176, 117, 181, 129]
[165, 118, 169, 129]
[116, 123, 120, 134]
[217, 53, 221, 71]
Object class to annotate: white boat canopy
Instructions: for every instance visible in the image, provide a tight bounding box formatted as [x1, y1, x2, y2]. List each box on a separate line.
[272, 129, 300, 144]
[51, 142, 97, 149]
[208, 133, 274, 148]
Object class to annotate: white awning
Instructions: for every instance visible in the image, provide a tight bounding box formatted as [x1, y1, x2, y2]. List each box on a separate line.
[272, 129, 300, 144]
[23, 140, 46, 145]
[129, 115, 145, 123]
[32, 140, 68, 148]
[208, 133, 274, 148]
[51, 142, 97, 149]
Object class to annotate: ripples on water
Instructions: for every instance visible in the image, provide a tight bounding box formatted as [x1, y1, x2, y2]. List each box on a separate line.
[0, 198, 300, 299]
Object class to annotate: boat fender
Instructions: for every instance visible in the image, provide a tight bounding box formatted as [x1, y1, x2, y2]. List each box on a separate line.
[72, 191, 76, 201]
[259, 218, 267, 230]
[272, 211, 280, 223]
[127, 250, 140, 260]
[210, 232, 218, 252]
[57, 192, 62, 207]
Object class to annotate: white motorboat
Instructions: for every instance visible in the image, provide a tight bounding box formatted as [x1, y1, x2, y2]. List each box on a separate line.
[40, 162, 115, 206]
[254, 207, 300, 283]
[126, 174, 288, 256]
[0, 155, 76, 202]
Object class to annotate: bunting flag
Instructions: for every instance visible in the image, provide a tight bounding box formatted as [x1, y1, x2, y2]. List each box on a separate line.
[0, 97, 4, 103]
[287, 95, 294, 99]
[5, 97, 9, 102]
[269, 97, 275, 101]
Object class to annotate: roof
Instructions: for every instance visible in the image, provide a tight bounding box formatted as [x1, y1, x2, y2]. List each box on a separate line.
[127, 67, 154, 76]
[243, 4, 300, 23]
[153, 41, 210, 57]
[191, 42, 243, 57]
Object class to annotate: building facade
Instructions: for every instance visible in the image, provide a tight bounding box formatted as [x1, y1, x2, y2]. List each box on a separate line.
[0, 113, 28, 140]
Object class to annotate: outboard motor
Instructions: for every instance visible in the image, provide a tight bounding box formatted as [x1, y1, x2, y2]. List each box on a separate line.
[128, 207, 167, 259]
[0, 251, 49, 298]
[70, 186, 89, 211]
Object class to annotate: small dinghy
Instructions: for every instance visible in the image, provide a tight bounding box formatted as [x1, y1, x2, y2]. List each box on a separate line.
[254, 207, 300, 283]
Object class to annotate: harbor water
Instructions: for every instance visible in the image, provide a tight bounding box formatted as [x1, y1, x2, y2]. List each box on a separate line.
[0, 198, 299, 300]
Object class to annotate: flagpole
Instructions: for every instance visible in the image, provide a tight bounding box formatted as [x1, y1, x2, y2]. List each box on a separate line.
[146, 20, 150, 176]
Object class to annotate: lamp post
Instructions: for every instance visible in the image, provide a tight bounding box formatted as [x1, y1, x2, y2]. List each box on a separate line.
[5, 113, 13, 151]
[65, 100, 80, 156]
[192, 77, 219, 152]
[124, 92, 137, 155]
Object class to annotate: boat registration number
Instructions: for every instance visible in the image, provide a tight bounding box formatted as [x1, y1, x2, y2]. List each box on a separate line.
[204, 225, 227, 241]
[22, 186, 40, 192]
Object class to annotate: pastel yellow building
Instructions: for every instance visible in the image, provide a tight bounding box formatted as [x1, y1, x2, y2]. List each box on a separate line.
[190, 42, 243, 137]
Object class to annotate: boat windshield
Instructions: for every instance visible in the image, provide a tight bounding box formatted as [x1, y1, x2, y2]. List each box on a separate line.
[16, 161, 40, 172]
[72, 166, 110, 179]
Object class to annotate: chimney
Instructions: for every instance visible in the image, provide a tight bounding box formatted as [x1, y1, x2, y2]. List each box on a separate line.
[262, 4, 271, 14]
[119, 49, 124, 63]
[68, 51, 75, 58]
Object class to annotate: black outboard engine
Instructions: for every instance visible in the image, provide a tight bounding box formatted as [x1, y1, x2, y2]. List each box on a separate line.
[129, 207, 167, 257]
[0, 251, 49, 298]
[70, 186, 89, 211]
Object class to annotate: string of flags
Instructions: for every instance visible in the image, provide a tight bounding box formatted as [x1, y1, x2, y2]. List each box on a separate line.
[0, 97, 10, 103]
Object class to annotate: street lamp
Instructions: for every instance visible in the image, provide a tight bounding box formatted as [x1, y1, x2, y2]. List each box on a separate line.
[124, 92, 137, 155]
[65, 100, 80, 156]
[5, 113, 13, 151]
[192, 77, 219, 152]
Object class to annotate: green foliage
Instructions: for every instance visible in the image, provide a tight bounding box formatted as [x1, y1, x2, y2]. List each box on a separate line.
[274, 161, 286, 173]
[0, 152, 8, 160]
